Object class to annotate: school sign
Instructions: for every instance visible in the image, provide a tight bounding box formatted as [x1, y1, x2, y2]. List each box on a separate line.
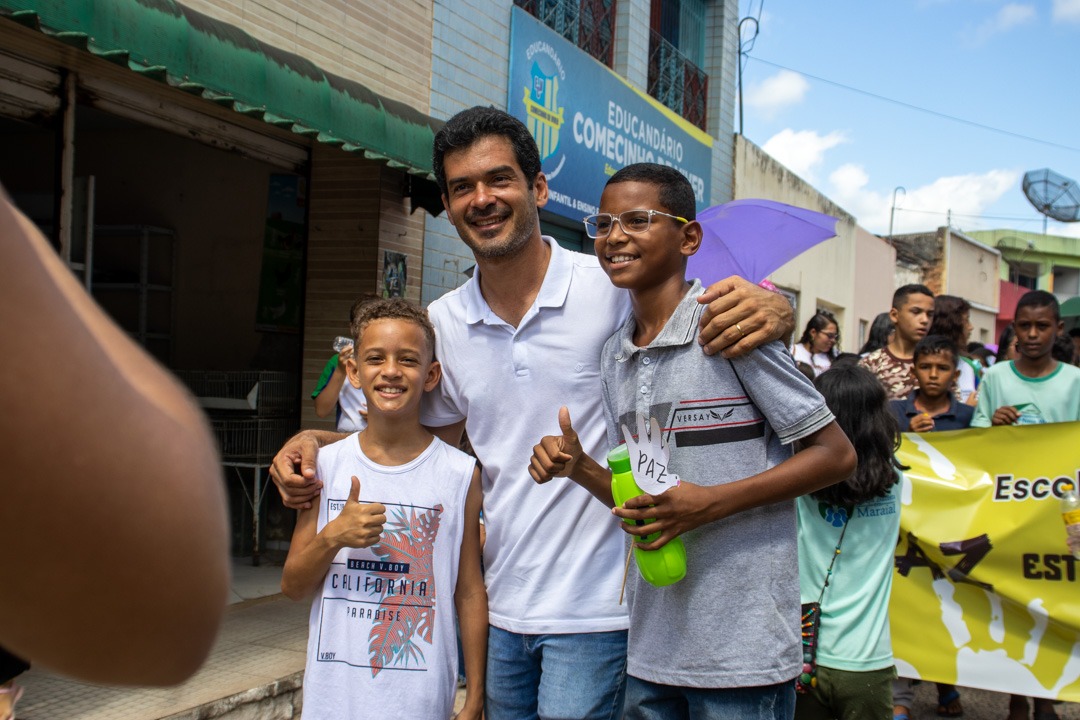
[892, 422, 1080, 702]
[507, 6, 713, 223]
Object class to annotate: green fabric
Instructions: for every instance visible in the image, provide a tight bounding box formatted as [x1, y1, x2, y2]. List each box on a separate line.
[0, 0, 443, 184]
[311, 355, 338, 399]
[794, 665, 896, 720]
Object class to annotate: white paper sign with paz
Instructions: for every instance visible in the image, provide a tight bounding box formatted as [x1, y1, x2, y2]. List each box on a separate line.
[620, 413, 681, 496]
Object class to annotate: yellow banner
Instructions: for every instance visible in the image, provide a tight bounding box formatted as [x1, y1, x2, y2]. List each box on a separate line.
[892, 422, 1080, 701]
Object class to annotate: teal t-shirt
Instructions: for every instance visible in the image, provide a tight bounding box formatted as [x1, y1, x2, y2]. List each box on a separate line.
[972, 360, 1080, 427]
[797, 479, 901, 672]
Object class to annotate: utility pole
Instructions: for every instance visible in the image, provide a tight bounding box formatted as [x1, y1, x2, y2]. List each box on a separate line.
[888, 186, 905, 241]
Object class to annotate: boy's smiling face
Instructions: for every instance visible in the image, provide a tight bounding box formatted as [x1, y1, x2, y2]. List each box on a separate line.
[347, 318, 440, 418]
[594, 180, 700, 291]
[1013, 304, 1063, 363]
[912, 351, 958, 402]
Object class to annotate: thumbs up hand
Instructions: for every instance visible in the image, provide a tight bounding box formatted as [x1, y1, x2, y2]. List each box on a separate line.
[326, 476, 387, 549]
[529, 406, 584, 484]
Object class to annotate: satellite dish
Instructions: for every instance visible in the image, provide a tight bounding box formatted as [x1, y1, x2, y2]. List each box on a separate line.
[1022, 168, 1080, 233]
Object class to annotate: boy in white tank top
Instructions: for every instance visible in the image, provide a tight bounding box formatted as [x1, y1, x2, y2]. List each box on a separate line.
[282, 298, 486, 719]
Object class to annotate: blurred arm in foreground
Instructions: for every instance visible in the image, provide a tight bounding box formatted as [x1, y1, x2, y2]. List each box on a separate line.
[0, 188, 230, 685]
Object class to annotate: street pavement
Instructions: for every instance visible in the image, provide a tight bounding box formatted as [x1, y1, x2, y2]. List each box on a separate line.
[12, 557, 1078, 719]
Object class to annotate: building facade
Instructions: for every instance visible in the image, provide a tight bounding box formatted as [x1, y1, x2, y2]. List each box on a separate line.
[0, 0, 443, 553]
[733, 135, 896, 352]
[891, 228, 1001, 346]
[967, 228, 1080, 336]
[423, 0, 740, 304]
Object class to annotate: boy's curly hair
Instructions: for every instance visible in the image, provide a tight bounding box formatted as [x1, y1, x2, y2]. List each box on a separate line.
[350, 298, 437, 360]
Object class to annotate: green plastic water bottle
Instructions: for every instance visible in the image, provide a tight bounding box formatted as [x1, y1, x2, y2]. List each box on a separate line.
[607, 444, 687, 587]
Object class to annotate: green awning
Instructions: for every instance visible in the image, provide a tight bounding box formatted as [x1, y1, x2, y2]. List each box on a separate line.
[0, 0, 445, 211]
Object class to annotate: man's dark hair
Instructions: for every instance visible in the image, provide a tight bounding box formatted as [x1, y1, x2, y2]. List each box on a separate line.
[432, 106, 542, 196]
[604, 163, 696, 221]
[1015, 290, 1060, 322]
[892, 283, 934, 309]
[913, 334, 959, 367]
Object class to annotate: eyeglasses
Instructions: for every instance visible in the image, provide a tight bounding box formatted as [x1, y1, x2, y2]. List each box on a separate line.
[582, 209, 688, 239]
[818, 332, 839, 340]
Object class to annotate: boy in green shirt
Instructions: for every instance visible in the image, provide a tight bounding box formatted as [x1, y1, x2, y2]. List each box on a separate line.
[972, 290, 1080, 428]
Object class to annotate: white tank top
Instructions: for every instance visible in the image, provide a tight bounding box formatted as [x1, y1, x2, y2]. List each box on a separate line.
[301, 435, 476, 719]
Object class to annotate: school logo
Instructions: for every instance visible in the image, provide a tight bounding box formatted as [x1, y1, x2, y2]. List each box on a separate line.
[521, 45, 565, 164]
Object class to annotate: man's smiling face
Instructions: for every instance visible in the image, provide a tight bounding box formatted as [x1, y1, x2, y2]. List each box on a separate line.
[440, 135, 547, 261]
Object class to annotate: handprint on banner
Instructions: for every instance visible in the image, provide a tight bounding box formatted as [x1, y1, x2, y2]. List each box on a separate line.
[931, 579, 1080, 699]
[894, 432, 1080, 700]
[620, 413, 681, 496]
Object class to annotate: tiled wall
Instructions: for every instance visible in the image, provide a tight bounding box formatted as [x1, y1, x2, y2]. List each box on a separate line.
[182, 0, 433, 111]
[422, 0, 514, 306]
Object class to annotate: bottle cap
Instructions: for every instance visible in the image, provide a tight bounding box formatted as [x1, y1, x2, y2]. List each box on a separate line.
[607, 444, 631, 474]
[1065, 482, 1075, 492]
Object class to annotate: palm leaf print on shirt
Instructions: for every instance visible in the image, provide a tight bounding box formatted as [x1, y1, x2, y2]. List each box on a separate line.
[366, 504, 442, 676]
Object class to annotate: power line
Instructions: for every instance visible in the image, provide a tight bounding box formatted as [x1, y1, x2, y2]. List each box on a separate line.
[894, 207, 1039, 222]
[890, 207, 1077, 235]
[747, 56, 1080, 154]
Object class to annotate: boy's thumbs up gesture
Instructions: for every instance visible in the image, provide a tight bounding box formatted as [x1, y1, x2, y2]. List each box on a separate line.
[529, 406, 584, 484]
[326, 476, 387, 549]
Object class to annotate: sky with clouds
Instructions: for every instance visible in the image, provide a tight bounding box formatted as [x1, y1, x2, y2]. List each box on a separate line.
[739, 0, 1080, 239]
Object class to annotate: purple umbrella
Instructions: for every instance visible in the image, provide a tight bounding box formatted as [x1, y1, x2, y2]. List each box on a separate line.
[687, 199, 839, 285]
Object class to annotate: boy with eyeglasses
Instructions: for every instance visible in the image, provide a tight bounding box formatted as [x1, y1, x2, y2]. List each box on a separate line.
[271, 108, 799, 720]
[530, 163, 855, 719]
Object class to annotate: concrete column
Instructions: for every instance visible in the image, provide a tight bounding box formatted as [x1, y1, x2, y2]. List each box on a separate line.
[613, 0, 650, 91]
[704, 0, 738, 204]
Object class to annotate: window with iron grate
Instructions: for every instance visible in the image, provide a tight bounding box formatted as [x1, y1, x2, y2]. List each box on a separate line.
[647, 0, 709, 130]
[514, 0, 616, 67]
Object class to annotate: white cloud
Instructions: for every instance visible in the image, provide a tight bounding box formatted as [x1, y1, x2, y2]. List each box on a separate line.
[744, 70, 809, 119]
[824, 168, 1018, 235]
[1051, 221, 1080, 238]
[761, 129, 847, 183]
[1053, 0, 1080, 22]
[968, 3, 1036, 44]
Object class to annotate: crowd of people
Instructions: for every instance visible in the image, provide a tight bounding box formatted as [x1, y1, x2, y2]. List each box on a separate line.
[268, 106, 1080, 720]
[4, 96, 1077, 720]
[789, 283, 1080, 720]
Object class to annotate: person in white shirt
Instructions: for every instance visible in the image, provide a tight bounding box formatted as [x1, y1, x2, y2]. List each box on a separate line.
[270, 107, 796, 719]
[792, 310, 840, 376]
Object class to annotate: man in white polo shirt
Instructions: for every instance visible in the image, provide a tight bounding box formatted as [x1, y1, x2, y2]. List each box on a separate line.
[271, 107, 794, 720]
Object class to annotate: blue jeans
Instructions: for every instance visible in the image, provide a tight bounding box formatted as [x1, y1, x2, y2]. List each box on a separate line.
[485, 625, 627, 720]
[623, 675, 795, 720]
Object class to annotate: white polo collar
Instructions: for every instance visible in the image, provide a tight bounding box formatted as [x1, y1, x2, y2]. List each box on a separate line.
[463, 236, 573, 325]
